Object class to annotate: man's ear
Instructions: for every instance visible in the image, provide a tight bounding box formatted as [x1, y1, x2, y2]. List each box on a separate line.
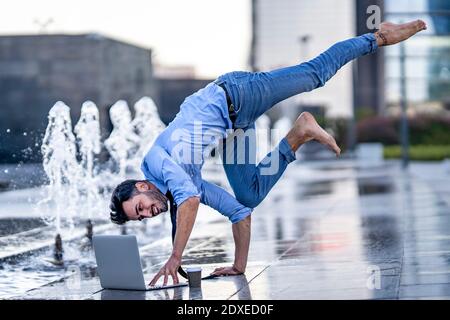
[135, 181, 149, 192]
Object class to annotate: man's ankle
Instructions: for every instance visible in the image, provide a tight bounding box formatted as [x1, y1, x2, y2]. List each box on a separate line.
[286, 130, 301, 152]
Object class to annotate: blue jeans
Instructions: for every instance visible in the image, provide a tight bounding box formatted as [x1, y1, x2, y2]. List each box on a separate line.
[216, 33, 378, 208]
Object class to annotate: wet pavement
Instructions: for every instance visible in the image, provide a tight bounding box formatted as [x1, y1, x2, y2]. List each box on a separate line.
[3, 159, 450, 300]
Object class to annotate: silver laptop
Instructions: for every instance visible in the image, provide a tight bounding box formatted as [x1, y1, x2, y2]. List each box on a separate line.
[93, 235, 188, 291]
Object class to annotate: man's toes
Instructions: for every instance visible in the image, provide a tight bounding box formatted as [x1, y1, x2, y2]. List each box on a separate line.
[325, 135, 340, 155]
[412, 19, 427, 33]
[331, 142, 341, 155]
[418, 20, 427, 30]
[334, 145, 341, 156]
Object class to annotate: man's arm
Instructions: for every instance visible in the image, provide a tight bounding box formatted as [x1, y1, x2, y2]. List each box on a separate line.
[150, 196, 199, 286]
[198, 180, 252, 276]
[212, 215, 251, 276]
[232, 214, 251, 272]
[172, 196, 199, 260]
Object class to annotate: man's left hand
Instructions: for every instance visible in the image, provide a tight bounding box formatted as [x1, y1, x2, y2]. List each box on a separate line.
[149, 255, 181, 286]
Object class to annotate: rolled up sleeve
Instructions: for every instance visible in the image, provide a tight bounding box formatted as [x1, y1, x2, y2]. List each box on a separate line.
[161, 157, 200, 207]
[200, 180, 252, 224]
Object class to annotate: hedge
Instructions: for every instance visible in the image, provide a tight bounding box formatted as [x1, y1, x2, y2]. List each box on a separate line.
[384, 145, 450, 161]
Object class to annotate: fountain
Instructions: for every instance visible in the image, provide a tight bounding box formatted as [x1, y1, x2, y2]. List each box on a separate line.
[74, 101, 101, 178]
[39, 101, 80, 231]
[79, 219, 93, 250]
[0, 96, 169, 298]
[129, 97, 166, 169]
[104, 100, 140, 179]
[53, 233, 64, 266]
[39, 101, 82, 264]
[73, 101, 101, 221]
[36, 97, 165, 263]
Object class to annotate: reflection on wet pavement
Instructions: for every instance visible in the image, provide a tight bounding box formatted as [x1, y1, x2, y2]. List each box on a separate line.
[7, 160, 450, 299]
[0, 218, 47, 237]
[357, 176, 394, 195]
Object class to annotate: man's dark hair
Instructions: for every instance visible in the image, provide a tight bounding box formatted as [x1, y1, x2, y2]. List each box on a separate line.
[110, 179, 142, 225]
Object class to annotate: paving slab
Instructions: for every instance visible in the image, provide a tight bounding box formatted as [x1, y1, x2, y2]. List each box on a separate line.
[3, 160, 450, 299]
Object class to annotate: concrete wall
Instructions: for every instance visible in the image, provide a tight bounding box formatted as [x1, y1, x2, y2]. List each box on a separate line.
[156, 78, 213, 124]
[0, 34, 157, 163]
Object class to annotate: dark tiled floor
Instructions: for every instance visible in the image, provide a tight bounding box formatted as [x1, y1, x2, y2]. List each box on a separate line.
[6, 160, 450, 299]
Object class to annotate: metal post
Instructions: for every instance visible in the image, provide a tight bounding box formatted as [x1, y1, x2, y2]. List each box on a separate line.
[86, 219, 93, 242]
[399, 41, 409, 169]
[53, 233, 64, 265]
[80, 219, 94, 251]
[296, 34, 311, 120]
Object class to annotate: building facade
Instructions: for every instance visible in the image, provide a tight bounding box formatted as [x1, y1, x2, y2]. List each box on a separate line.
[250, 0, 356, 120]
[384, 0, 450, 114]
[0, 34, 157, 163]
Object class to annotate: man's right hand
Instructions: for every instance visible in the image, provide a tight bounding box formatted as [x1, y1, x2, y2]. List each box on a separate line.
[149, 254, 181, 286]
[149, 196, 199, 286]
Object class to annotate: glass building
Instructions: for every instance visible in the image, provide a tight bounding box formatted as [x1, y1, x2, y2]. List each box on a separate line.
[384, 0, 450, 114]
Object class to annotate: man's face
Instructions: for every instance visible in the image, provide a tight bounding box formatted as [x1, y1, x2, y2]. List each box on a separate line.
[122, 190, 168, 221]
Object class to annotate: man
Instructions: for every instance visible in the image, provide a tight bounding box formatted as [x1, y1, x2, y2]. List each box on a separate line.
[109, 20, 426, 286]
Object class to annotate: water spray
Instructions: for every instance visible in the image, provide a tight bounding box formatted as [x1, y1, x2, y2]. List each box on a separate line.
[38, 97, 165, 258]
[104, 100, 140, 179]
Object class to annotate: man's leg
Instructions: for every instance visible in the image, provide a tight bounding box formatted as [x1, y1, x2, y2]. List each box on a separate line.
[220, 20, 426, 208]
[220, 31, 374, 207]
[217, 34, 378, 129]
[221, 123, 294, 208]
[217, 20, 426, 129]
[222, 112, 334, 208]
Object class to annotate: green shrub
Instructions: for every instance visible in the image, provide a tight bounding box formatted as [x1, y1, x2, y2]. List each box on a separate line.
[384, 145, 450, 161]
[355, 107, 376, 121]
[357, 116, 399, 145]
[357, 115, 450, 146]
[407, 117, 450, 145]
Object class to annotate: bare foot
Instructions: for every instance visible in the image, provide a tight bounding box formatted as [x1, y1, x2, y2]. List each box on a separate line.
[375, 20, 427, 47]
[286, 112, 341, 156]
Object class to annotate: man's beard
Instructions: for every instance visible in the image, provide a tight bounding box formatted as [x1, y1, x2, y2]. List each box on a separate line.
[143, 190, 169, 212]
